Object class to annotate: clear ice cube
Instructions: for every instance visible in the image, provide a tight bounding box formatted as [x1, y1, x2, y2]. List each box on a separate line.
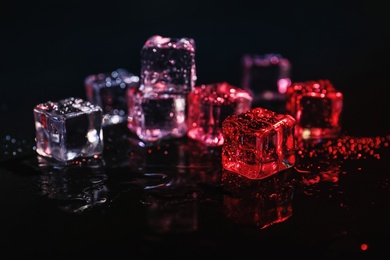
[187, 82, 252, 147]
[127, 35, 196, 142]
[285, 79, 343, 140]
[128, 92, 187, 142]
[85, 68, 139, 126]
[241, 53, 291, 105]
[222, 107, 296, 180]
[140, 35, 196, 94]
[33, 97, 104, 162]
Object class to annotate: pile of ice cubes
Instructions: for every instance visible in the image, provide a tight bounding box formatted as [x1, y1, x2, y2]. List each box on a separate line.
[33, 34, 343, 181]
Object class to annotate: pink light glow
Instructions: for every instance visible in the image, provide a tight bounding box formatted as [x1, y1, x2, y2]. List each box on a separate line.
[277, 78, 291, 94]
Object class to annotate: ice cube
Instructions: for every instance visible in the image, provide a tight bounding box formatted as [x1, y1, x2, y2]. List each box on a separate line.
[241, 53, 291, 108]
[127, 35, 196, 142]
[187, 82, 252, 147]
[222, 107, 296, 180]
[85, 68, 139, 126]
[285, 79, 343, 140]
[140, 35, 196, 94]
[33, 97, 104, 162]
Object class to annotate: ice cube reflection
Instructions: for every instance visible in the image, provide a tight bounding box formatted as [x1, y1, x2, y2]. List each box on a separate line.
[141, 187, 201, 234]
[222, 168, 294, 230]
[36, 156, 108, 214]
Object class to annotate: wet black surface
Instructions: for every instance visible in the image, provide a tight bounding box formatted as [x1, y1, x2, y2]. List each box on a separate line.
[0, 122, 389, 259]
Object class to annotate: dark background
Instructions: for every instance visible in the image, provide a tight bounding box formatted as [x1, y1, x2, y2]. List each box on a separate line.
[1, 0, 389, 139]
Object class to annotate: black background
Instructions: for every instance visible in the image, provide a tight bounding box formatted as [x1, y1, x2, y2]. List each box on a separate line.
[1, 0, 389, 139]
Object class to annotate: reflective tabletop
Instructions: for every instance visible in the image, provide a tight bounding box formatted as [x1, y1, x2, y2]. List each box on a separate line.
[1, 120, 389, 259]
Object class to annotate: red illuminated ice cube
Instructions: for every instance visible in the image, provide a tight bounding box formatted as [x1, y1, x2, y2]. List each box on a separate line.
[187, 82, 252, 147]
[222, 107, 296, 180]
[285, 79, 343, 140]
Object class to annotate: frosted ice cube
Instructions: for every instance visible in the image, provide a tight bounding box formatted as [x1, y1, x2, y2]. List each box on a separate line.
[33, 97, 104, 162]
[222, 107, 296, 180]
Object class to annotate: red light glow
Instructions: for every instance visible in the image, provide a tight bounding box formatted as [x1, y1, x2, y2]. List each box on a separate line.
[361, 243, 368, 251]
